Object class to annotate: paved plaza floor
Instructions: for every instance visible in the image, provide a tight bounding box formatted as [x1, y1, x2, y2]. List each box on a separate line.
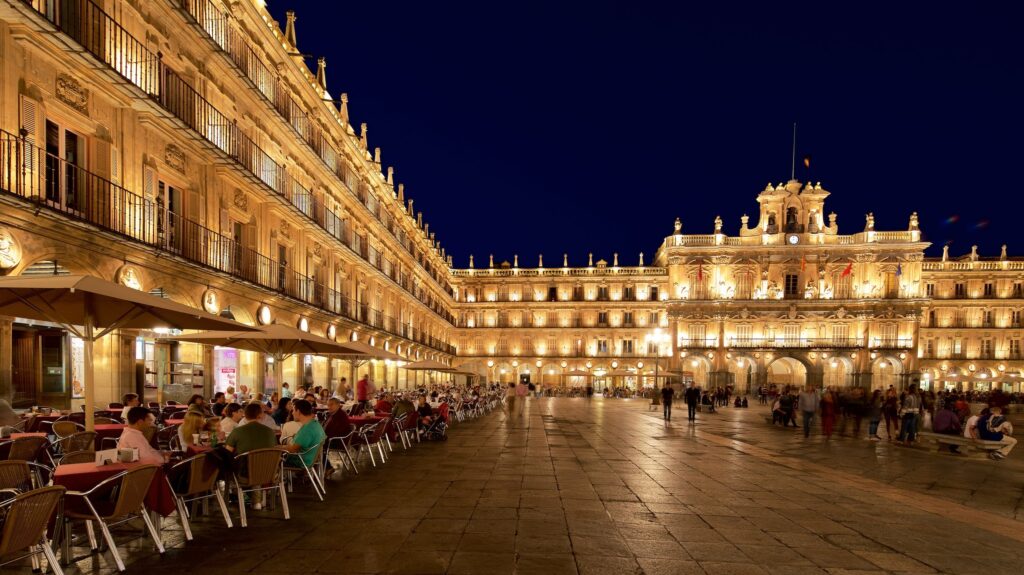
[34, 397, 1024, 574]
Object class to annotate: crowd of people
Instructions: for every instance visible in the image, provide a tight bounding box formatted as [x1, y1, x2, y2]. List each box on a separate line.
[765, 384, 1017, 460]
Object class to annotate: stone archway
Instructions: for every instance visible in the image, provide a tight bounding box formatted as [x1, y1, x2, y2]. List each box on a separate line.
[823, 355, 854, 388]
[728, 354, 758, 393]
[766, 356, 808, 391]
[871, 355, 904, 392]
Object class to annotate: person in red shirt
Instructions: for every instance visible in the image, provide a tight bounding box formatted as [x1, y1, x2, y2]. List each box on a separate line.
[356, 375, 369, 410]
[323, 397, 353, 438]
[374, 392, 394, 414]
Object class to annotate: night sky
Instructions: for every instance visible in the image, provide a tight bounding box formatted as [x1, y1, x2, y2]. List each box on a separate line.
[271, 1, 1023, 266]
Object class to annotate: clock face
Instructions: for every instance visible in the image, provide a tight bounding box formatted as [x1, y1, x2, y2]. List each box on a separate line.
[788, 234, 799, 245]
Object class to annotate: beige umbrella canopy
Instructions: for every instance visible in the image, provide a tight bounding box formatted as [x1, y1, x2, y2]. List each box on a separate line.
[331, 339, 403, 361]
[401, 359, 454, 371]
[166, 323, 369, 392]
[0, 275, 256, 429]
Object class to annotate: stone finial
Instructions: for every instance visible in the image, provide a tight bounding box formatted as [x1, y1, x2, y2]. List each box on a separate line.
[360, 123, 368, 149]
[942, 245, 949, 262]
[563, 253, 568, 267]
[539, 254, 544, 267]
[489, 254, 494, 268]
[970, 245, 978, 261]
[284, 11, 298, 48]
[1001, 245, 1008, 260]
[639, 252, 645, 266]
[424, 223, 429, 236]
[397, 183, 405, 202]
[416, 212, 423, 227]
[588, 253, 594, 267]
[373, 147, 381, 164]
[316, 57, 327, 91]
[447, 255, 453, 266]
[469, 255, 475, 268]
[828, 212, 837, 227]
[386, 166, 394, 185]
[714, 215, 723, 233]
[909, 211, 919, 230]
[339, 93, 349, 124]
[740, 214, 750, 228]
[674, 217, 682, 234]
[613, 253, 619, 266]
[408, 199, 414, 214]
[513, 254, 519, 267]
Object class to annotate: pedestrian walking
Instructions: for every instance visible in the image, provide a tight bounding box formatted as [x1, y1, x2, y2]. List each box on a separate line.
[684, 382, 700, 422]
[898, 384, 922, 446]
[661, 383, 674, 421]
[820, 388, 836, 439]
[798, 385, 820, 438]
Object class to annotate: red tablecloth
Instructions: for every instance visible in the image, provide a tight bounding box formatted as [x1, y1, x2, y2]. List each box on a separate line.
[53, 461, 177, 516]
[93, 424, 126, 450]
[165, 418, 184, 426]
[10, 432, 47, 439]
[23, 414, 62, 433]
[349, 416, 384, 427]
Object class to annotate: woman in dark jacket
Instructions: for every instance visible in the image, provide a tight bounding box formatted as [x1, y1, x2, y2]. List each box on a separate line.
[271, 397, 292, 426]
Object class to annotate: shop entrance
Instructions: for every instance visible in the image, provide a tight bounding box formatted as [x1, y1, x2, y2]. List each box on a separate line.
[11, 326, 72, 409]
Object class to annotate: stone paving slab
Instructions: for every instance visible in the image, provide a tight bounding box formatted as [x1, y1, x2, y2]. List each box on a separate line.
[11, 397, 1024, 574]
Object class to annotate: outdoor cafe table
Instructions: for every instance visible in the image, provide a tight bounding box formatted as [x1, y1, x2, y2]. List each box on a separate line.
[93, 424, 126, 450]
[348, 416, 384, 428]
[23, 413, 61, 432]
[52, 461, 177, 517]
[165, 418, 185, 426]
[9, 432, 47, 440]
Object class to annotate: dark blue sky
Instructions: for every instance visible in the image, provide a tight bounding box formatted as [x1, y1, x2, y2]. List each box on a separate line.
[272, 1, 1023, 266]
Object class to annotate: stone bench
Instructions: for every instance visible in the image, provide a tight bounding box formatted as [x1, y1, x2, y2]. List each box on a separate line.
[918, 431, 1005, 457]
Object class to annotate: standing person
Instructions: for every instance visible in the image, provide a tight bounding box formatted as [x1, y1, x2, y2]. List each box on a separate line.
[660, 383, 674, 421]
[898, 384, 922, 446]
[684, 382, 700, 422]
[356, 374, 370, 411]
[882, 388, 900, 440]
[867, 389, 883, 440]
[820, 388, 837, 439]
[515, 378, 529, 416]
[334, 377, 349, 400]
[798, 385, 820, 438]
[281, 382, 293, 399]
[506, 382, 516, 414]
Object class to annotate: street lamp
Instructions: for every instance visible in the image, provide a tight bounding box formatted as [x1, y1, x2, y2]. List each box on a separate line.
[645, 328, 670, 404]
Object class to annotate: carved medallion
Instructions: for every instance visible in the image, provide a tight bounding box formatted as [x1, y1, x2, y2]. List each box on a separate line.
[279, 221, 291, 240]
[56, 74, 88, 115]
[232, 189, 248, 212]
[0, 228, 23, 270]
[202, 289, 220, 315]
[165, 144, 186, 173]
[116, 264, 143, 291]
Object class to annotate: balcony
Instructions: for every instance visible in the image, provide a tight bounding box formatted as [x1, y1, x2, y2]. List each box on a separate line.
[0, 130, 455, 355]
[16, 0, 455, 321]
[871, 339, 915, 349]
[729, 338, 863, 349]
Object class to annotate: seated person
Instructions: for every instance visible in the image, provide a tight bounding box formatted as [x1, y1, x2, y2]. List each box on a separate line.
[271, 397, 292, 426]
[120, 393, 141, 420]
[283, 400, 326, 467]
[977, 406, 1016, 460]
[186, 393, 208, 416]
[964, 408, 985, 440]
[178, 411, 207, 448]
[374, 392, 394, 414]
[417, 395, 435, 428]
[741, 397, 749, 408]
[224, 403, 278, 457]
[734, 396, 742, 408]
[932, 402, 963, 453]
[118, 407, 168, 464]
[323, 397, 353, 438]
[219, 403, 243, 439]
[211, 392, 227, 417]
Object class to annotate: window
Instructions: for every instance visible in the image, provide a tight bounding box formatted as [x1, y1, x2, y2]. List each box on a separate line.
[277, 244, 290, 292]
[1011, 340, 1021, 358]
[784, 274, 800, 298]
[597, 286, 609, 301]
[1013, 310, 1022, 327]
[736, 324, 752, 344]
[953, 338, 963, 356]
[983, 310, 994, 327]
[1014, 283, 1023, 298]
[736, 273, 754, 299]
[882, 324, 897, 345]
[598, 312, 608, 326]
[925, 339, 935, 357]
[649, 312, 659, 325]
[832, 324, 848, 344]
[688, 324, 706, 346]
[650, 286, 659, 301]
[984, 283, 994, 297]
[928, 310, 936, 326]
[784, 324, 800, 344]
[597, 339, 609, 354]
[44, 119, 86, 212]
[926, 283, 935, 297]
[623, 286, 634, 300]
[547, 286, 557, 302]
[623, 312, 634, 326]
[955, 283, 966, 298]
[980, 339, 993, 358]
[572, 286, 584, 300]
[621, 339, 635, 355]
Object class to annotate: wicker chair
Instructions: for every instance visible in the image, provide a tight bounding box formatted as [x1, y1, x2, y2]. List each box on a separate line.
[0, 486, 66, 575]
[62, 464, 164, 572]
[155, 425, 179, 451]
[7, 436, 50, 463]
[59, 432, 96, 454]
[230, 448, 289, 528]
[58, 451, 97, 465]
[50, 421, 82, 440]
[0, 461, 35, 494]
[165, 453, 231, 540]
[92, 417, 117, 425]
[283, 440, 326, 501]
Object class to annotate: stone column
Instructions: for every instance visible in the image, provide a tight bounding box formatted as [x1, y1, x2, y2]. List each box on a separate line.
[0, 318, 12, 402]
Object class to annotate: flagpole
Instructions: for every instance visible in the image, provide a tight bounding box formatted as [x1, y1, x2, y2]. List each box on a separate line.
[790, 122, 797, 180]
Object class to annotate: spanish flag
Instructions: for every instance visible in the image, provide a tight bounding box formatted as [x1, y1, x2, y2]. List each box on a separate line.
[841, 262, 853, 277]
[800, 255, 806, 272]
[697, 260, 703, 281]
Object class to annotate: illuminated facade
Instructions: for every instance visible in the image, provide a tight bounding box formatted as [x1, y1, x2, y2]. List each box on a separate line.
[453, 181, 1024, 394]
[0, 2, 1021, 408]
[0, 0, 455, 407]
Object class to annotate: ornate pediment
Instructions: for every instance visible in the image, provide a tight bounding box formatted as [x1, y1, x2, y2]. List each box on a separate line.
[165, 144, 186, 173]
[56, 73, 88, 115]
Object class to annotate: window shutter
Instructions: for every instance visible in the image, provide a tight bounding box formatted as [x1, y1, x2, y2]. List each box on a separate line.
[143, 166, 155, 199]
[19, 95, 38, 171]
[110, 146, 120, 185]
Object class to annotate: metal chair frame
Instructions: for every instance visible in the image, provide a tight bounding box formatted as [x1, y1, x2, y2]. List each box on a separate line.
[0, 486, 66, 575]
[325, 431, 360, 476]
[165, 453, 232, 540]
[61, 465, 164, 572]
[230, 448, 289, 528]
[283, 440, 326, 501]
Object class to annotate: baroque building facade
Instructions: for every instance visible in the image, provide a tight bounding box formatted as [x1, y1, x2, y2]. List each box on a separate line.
[0, 1, 1021, 408]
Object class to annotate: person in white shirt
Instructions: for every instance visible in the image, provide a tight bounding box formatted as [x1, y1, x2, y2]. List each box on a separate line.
[120, 393, 140, 421]
[280, 419, 302, 444]
[219, 403, 243, 439]
[248, 401, 280, 430]
[964, 412, 981, 439]
[117, 407, 167, 465]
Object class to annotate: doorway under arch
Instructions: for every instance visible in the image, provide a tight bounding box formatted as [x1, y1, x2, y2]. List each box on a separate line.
[766, 356, 807, 390]
[823, 356, 853, 388]
[871, 356, 904, 391]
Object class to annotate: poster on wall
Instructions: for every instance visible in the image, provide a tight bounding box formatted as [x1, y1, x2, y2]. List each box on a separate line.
[70, 336, 85, 399]
[219, 368, 237, 391]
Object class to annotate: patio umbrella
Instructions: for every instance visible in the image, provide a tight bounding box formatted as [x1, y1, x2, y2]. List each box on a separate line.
[165, 323, 369, 394]
[331, 339, 403, 361]
[0, 275, 256, 429]
[401, 360, 454, 371]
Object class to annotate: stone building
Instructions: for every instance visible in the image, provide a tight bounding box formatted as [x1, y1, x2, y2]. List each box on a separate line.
[0, 1, 1020, 408]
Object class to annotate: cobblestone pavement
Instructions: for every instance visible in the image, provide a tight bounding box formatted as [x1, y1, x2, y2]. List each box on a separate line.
[27, 397, 1024, 574]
